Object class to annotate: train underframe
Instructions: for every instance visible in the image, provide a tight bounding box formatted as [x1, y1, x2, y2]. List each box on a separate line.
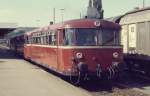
[66, 64, 123, 85]
[26, 56, 123, 85]
[124, 54, 150, 77]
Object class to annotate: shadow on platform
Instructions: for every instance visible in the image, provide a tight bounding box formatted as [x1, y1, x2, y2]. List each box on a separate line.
[0, 46, 21, 59]
[78, 72, 150, 93]
[56, 71, 150, 94]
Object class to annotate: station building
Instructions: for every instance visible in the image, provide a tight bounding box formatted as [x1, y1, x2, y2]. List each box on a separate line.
[107, 7, 150, 55]
[6, 27, 37, 39]
[0, 23, 17, 39]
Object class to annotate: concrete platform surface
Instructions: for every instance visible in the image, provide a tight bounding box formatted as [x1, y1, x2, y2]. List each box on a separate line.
[0, 47, 92, 96]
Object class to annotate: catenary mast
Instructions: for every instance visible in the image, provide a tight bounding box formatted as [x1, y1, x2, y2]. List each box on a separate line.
[87, 0, 104, 19]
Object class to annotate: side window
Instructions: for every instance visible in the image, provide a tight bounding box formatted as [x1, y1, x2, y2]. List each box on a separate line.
[33, 33, 38, 44]
[25, 36, 29, 44]
[46, 35, 49, 44]
[32, 37, 35, 44]
[97, 29, 102, 45]
[48, 31, 52, 45]
[29, 37, 32, 44]
[51, 32, 56, 45]
[47, 30, 57, 45]
[35, 33, 39, 44]
[28, 37, 30, 44]
[114, 30, 120, 45]
[63, 29, 75, 45]
[34, 37, 37, 44]
[40, 32, 47, 45]
[31, 37, 33, 44]
[40, 33, 44, 45]
[37, 37, 41, 44]
[43, 36, 46, 45]
[48, 34, 52, 45]
[35, 37, 38, 44]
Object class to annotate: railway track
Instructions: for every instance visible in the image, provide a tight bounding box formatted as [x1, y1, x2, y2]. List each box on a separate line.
[77, 71, 150, 96]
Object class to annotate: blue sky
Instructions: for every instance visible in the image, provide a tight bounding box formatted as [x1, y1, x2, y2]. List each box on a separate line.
[0, 0, 149, 27]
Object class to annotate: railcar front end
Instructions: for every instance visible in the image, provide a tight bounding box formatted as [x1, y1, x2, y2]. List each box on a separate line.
[60, 27, 123, 81]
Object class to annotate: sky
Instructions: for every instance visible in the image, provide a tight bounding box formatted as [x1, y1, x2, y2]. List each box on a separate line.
[0, 0, 149, 27]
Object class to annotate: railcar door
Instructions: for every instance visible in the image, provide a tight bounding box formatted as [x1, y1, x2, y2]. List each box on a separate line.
[24, 35, 32, 59]
[45, 29, 58, 70]
[56, 29, 63, 72]
[56, 29, 61, 70]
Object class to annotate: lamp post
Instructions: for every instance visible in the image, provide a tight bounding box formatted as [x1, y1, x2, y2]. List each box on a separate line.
[80, 12, 82, 19]
[143, 0, 145, 8]
[53, 8, 56, 24]
[60, 8, 65, 23]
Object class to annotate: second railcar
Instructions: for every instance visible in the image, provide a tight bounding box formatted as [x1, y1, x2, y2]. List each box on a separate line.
[6, 27, 37, 55]
[7, 33, 25, 55]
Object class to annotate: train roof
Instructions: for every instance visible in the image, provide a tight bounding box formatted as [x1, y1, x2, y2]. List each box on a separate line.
[61, 19, 120, 29]
[120, 7, 150, 25]
[25, 19, 120, 36]
[105, 15, 123, 23]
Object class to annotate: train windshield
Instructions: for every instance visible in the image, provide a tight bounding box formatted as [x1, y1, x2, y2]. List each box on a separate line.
[101, 29, 120, 46]
[64, 28, 120, 46]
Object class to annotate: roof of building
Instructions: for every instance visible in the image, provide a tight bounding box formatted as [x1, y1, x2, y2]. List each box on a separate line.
[120, 7, 150, 24]
[6, 27, 37, 38]
[0, 23, 18, 29]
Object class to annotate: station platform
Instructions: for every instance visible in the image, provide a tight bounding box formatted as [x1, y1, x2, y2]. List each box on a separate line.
[0, 45, 91, 96]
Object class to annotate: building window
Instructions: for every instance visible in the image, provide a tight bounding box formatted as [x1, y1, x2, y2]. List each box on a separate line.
[131, 27, 134, 32]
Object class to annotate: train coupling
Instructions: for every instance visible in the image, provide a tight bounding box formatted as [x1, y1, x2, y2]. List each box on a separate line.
[77, 62, 89, 80]
[77, 62, 88, 74]
[107, 62, 121, 79]
[96, 64, 102, 78]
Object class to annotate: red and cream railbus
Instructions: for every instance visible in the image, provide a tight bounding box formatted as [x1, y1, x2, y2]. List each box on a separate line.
[24, 19, 123, 83]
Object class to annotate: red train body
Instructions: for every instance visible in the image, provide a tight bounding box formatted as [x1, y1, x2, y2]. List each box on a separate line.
[23, 19, 123, 80]
[6, 19, 123, 84]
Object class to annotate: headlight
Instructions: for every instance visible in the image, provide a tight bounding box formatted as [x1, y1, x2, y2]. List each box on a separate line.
[76, 52, 83, 59]
[113, 52, 119, 58]
[112, 62, 119, 66]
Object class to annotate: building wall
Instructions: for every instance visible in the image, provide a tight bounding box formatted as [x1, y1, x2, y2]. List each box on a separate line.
[121, 14, 150, 56]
